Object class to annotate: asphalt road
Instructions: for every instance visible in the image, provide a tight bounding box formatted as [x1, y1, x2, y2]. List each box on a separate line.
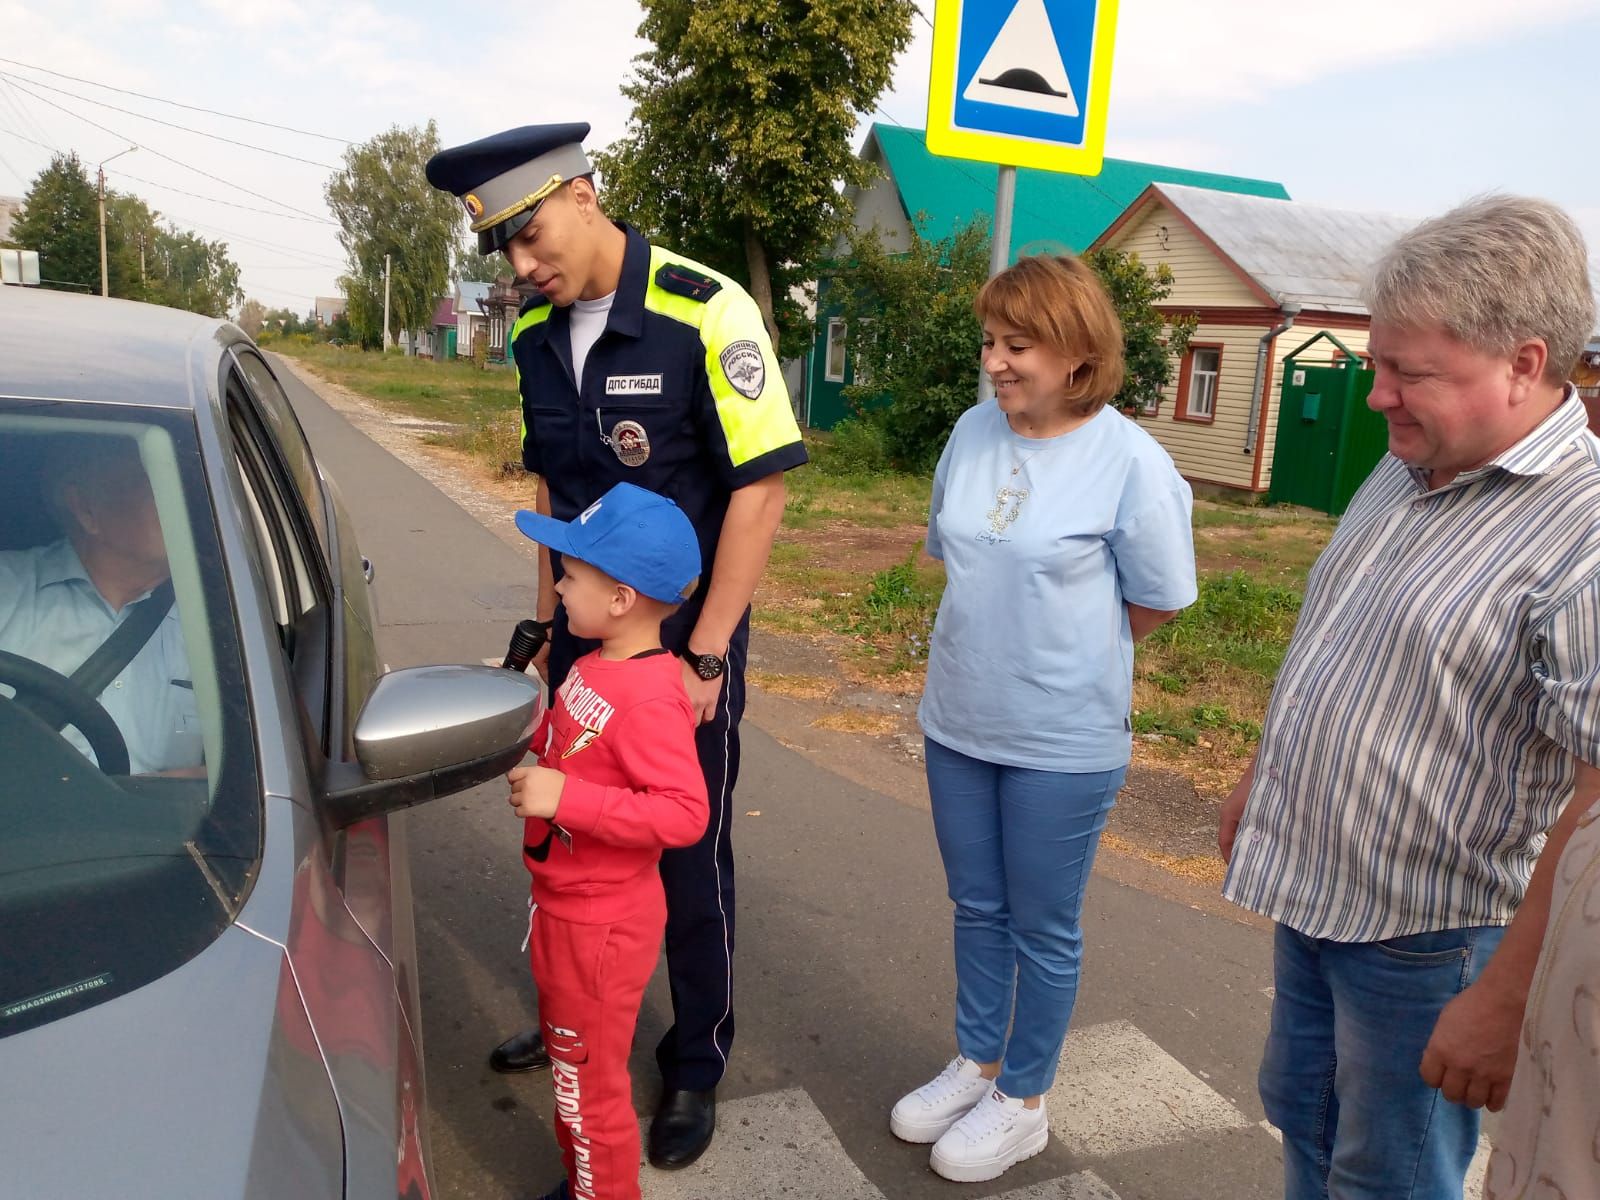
[275, 358, 1288, 1200]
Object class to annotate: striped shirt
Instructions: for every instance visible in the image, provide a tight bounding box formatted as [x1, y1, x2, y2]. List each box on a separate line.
[1223, 393, 1600, 942]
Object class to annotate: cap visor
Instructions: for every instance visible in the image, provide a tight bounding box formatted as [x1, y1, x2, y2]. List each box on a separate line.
[513, 509, 579, 556]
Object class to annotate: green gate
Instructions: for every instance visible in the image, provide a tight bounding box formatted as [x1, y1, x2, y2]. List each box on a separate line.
[1267, 332, 1386, 516]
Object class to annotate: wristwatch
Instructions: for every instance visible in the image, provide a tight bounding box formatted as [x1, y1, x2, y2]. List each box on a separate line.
[683, 648, 726, 681]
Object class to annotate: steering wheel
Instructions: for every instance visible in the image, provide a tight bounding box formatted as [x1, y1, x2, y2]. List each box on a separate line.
[0, 649, 131, 776]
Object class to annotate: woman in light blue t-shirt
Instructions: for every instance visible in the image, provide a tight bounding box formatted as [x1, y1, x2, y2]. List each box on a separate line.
[889, 255, 1198, 1184]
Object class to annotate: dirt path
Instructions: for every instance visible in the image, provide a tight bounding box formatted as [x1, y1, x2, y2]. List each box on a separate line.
[276, 355, 1252, 922]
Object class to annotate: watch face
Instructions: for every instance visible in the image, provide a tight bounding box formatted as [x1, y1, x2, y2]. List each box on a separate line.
[694, 654, 724, 681]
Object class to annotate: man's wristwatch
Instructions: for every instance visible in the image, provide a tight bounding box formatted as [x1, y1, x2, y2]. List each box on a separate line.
[683, 648, 726, 681]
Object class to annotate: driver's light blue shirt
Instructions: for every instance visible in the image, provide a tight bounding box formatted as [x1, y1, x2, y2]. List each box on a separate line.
[0, 540, 200, 774]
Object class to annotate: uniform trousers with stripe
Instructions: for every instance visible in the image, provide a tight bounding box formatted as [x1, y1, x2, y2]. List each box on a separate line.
[549, 614, 744, 1093]
[531, 886, 666, 1200]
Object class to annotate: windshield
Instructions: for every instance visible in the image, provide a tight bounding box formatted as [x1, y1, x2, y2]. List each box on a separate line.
[0, 401, 260, 1038]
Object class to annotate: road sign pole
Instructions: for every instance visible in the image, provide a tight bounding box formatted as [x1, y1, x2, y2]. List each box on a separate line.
[989, 165, 1015, 279]
[978, 164, 1017, 402]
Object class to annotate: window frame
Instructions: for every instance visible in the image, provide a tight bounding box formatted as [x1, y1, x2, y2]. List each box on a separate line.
[824, 318, 848, 383]
[223, 369, 336, 755]
[1175, 343, 1224, 424]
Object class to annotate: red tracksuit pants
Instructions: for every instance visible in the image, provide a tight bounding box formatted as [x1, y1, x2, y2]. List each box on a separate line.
[529, 884, 667, 1200]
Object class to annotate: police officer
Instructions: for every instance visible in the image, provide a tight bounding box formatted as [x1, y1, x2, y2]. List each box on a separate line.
[427, 124, 807, 1172]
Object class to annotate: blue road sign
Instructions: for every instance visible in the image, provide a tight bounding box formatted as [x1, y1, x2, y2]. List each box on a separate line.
[927, 0, 1119, 175]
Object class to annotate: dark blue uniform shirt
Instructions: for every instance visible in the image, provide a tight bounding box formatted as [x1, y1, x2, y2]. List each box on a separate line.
[511, 225, 807, 630]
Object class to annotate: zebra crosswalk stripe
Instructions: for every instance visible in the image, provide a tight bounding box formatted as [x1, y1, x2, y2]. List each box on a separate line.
[639, 1088, 887, 1199]
[1047, 1020, 1252, 1157]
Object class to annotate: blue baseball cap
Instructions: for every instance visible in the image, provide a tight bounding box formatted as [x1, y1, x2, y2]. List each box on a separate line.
[514, 483, 700, 604]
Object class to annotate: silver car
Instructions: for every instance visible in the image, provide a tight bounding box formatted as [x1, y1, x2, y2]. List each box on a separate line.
[0, 290, 536, 1198]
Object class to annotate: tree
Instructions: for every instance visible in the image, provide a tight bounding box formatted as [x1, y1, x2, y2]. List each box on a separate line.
[144, 224, 243, 317]
[261, 307, 304, 335]
[834, 219, 992, 472]
[237, 299, 267, 337]
[326, 121, 458, 348]
[836, 225, 1200, 471]
[594, 0, 916, 357]
[10, 153, 100, 293]
[453, 239, 502, 284]
[1083, 248, 1196, 416]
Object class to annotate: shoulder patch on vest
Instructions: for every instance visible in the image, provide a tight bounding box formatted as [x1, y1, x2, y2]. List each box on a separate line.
[654, 263, 723, 303]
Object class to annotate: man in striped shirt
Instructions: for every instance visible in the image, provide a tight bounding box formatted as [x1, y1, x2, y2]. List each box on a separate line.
[1220, 195, 1600, 1200]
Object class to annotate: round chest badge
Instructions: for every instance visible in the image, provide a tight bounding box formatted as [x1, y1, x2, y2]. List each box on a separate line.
[611, 420, 650, 467]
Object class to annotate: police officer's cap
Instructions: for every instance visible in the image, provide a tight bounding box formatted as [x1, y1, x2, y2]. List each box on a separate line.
[426, 123, 593, 256]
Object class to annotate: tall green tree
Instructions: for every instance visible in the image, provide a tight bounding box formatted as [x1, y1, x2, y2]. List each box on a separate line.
[836, 225, 1200, 471]
[10, 152, 100, 293]
[594, 0, 916, 357]
[326, 121, 458, 348]
[142, 224, 243, 317]
[104, 191, 159, 299]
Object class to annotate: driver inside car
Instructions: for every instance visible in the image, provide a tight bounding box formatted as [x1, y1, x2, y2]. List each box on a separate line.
[0, 435, 202, 776]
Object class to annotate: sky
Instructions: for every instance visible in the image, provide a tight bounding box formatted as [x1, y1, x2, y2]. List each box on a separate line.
[1, 0, 1596, 315]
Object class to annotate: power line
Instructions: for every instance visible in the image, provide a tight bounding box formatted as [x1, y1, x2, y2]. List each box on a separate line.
[0, 57, 353, 145]
[0, 79, 58, 151]
[0, 121, 54, 155]
[3, 76, 337, 225]
[0, 70, 339, 170]
[107, 167, 339, 225]
[158, 210, 345, 268]
[0, 143, 25, 189]
[912, 3, 934, 30]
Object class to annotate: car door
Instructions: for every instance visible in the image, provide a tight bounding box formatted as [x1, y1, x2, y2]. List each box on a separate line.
[226, 350, 432, 1198]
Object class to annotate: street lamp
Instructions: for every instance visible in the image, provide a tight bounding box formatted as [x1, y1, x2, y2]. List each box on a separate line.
[97, 145, 138, 298]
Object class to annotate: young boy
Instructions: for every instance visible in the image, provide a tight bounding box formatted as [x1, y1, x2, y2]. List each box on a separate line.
[506, 482, 710, 1200]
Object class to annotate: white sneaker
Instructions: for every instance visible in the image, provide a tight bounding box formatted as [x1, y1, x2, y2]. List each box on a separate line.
[929, 1088, 1049, 1183]
[889, 1056, 991, 1143]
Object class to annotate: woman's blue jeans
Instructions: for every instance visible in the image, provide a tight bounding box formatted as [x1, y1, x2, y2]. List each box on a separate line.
[925, 736, 1123, 1098]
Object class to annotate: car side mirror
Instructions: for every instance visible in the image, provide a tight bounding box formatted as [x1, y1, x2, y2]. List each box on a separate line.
[319, 664, 539, 829]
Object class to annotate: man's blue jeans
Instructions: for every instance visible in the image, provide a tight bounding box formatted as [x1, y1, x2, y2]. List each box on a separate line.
[925, 736, 1123, 1098]
[1260, 922, 1506, 1200]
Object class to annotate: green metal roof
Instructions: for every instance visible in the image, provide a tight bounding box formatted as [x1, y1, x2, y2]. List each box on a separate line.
[871, 124, 1291, 254]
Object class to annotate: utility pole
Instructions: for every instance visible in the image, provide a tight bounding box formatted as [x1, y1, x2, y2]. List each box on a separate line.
[97, 145, 138, 298]
[382, 252, 392, 351]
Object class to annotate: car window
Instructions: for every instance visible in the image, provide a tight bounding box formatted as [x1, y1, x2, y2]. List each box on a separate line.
[0, 402, 260, 1039]
[226, 374, 335, 754]
[231, 350, 328, 554]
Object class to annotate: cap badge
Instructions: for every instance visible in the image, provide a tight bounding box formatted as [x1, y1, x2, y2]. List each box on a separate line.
[611, 420, 650, 468]
[463, 193, 485, 218]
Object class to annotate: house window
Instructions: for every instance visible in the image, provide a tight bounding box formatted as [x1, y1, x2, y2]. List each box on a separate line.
[825, 319, 847, 383]
[1176, 344, 1222, 422]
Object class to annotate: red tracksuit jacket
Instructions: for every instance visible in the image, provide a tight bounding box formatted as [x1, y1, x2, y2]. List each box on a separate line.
[526, 650, 709, 923]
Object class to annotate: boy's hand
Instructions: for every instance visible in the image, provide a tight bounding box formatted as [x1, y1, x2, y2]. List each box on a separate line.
[507, 765, 566, 820]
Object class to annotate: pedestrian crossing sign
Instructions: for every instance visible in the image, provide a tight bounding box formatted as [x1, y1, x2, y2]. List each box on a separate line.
[926, 0, 1119, 175]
